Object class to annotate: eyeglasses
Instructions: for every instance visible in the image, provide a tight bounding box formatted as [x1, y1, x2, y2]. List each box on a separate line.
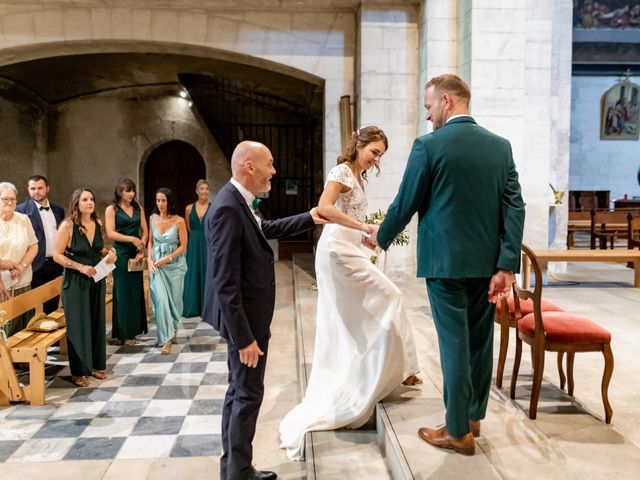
[0, 197, 17, 203]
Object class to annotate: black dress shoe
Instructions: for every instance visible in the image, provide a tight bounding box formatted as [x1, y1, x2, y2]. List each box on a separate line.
[249, 468, 277, 480]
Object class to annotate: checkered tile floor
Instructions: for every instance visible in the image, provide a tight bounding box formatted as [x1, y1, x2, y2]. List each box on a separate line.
[0, 319, 227, 463]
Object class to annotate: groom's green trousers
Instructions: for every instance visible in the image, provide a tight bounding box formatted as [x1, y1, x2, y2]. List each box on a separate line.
[426, 277, 496, 438]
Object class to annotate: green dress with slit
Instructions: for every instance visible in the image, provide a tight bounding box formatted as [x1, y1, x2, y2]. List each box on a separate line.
[111, 207, 147, 341]
[182, 202, 209, 318]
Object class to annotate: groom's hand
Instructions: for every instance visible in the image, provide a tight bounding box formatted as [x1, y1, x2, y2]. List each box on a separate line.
[362, 224, 380, 250]
[488, 270, 515, 304]
[239, 341, 264, 368]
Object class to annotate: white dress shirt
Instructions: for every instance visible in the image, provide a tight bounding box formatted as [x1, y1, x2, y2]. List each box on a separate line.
[230, 178, 261, 228]
[35, 199, 57, 257]
[446, 114, 473, 124]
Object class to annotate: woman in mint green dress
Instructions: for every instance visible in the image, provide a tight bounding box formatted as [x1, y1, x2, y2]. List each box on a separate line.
[148, 188, 187, 355]
[182, 179, 210, 318]
[105, 178, 148, 346]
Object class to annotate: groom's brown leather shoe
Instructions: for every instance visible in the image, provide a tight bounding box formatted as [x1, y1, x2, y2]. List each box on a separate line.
[417, 425, 475, 456]
[470, 420, 481, 438]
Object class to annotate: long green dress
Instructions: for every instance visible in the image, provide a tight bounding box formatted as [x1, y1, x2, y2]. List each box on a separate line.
[149, 215, 187, 346]
[61, 223, 106, 377]
[182, 202, 209, 318]
[111, 207, 147, 341]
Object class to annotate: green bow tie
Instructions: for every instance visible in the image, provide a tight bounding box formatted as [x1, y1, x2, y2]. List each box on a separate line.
[252, 198, 262, 210]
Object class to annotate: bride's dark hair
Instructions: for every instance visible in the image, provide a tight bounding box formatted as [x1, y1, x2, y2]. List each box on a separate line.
[337, 126, 388, 181]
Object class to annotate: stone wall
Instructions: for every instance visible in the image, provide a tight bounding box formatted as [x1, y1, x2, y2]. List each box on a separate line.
[47, 87, 228, 212]
[570, 75, 640, 202]
[0, 2, 355, 180]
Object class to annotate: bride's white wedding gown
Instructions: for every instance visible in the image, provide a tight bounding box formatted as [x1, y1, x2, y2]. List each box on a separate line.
[279, 163, 420, 460]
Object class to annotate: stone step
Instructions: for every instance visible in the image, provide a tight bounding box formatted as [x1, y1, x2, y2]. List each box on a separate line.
[292, 254, 391, 480]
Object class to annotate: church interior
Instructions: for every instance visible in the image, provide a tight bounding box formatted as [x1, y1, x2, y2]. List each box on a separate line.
[1, 1, 640, 478]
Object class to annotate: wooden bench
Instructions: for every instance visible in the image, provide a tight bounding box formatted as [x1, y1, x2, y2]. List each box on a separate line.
[523, 249, 640, 289]
[0, 278, 66, 406]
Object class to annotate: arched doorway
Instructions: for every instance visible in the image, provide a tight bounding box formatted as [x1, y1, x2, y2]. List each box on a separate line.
[144, 141, 205, 217]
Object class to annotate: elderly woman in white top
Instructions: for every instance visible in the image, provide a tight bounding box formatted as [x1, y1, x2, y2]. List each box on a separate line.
[0, 182, 38, 337]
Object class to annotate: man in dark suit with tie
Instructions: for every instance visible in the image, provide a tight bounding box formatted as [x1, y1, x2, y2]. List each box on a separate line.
[368, 74, 525, 456]
[16, 175, 65, 313]
[202, 141, 325, 480]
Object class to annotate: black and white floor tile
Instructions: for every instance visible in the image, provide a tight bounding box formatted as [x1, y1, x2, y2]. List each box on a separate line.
[0, 319, 227, 463]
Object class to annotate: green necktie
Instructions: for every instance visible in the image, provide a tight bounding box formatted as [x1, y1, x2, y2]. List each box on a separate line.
[252, 198, 262, 210]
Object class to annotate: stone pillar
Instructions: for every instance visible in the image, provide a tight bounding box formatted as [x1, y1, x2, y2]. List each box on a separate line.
[357, 3, 419, 275]
[549, 0, 573, 250]
[419, 0, 459, 135]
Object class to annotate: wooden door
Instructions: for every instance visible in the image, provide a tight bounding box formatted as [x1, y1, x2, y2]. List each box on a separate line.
[144, 141, 205, 217]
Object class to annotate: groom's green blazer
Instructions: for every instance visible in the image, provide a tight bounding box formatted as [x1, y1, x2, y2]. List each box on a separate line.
[377, 116, 525, 277]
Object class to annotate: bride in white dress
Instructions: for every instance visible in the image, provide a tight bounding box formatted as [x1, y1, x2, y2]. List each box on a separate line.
[279, 126, 421, 460]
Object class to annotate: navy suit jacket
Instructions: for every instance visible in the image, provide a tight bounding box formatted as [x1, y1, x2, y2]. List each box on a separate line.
[16, 199, 65, 271]
[202, 181, 315, 349]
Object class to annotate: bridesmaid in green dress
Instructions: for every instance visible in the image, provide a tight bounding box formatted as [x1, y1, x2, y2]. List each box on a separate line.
[182, 179, 210, 318]
[148, 188, 187, 355]
[53, 188, 116, 387]
[105, 178, 148, 346]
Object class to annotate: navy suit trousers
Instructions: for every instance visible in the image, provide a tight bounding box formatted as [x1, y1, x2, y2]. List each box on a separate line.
[220, 336, 269, 480]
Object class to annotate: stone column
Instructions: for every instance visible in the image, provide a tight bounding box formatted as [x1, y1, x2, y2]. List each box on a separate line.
[357, 3, 419, 275]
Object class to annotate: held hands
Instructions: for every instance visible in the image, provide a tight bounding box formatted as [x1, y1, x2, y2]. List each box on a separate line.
[488, 270, 516, 304]
[362, 223, 380, 250]
[131, 237, 145, 250]
[310, 207, 329, 225]
[9, 265, 22, 279]
[239, 340, 264, 368]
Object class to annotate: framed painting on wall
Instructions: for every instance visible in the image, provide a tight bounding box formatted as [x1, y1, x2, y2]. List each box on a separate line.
[600, 79, 640, 140]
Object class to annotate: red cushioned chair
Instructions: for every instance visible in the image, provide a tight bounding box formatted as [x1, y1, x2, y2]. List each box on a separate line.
[509, 244, 614, 423]
[494, 295, 564, 388]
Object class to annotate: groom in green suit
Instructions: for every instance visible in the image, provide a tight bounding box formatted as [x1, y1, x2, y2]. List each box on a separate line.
[368, 74, 525, 455]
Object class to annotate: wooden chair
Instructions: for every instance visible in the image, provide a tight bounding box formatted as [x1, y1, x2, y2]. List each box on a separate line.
[494, 295, 564, 388]
[590, 209, 629, 249]
[510, 244, 614, 423]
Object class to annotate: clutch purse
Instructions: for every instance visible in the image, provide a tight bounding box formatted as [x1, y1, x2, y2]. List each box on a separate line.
[127, 258, 148, 272]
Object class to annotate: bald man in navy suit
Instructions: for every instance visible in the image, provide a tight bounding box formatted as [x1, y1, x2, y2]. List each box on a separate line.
[203, 141, 326, 480]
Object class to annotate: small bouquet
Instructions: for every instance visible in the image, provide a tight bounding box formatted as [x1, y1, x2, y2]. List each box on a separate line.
[365, 210, 409, 264]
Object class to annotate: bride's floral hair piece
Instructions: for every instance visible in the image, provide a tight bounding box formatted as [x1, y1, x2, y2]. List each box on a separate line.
[338, 125, 388, 181]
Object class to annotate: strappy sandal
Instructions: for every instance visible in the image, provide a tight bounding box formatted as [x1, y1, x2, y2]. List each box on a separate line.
[402, 374, 423, 386]
[160, 340, 172, 355]
[124, 338, 139, 346]
[72, 376, 89, 387]
[92, 370, 108, 380]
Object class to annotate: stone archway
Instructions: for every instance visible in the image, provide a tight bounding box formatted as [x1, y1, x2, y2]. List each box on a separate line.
[143, 140, 206, 217]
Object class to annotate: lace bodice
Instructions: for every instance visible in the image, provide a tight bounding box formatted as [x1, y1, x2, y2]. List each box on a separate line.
[326, 163, 368, 222]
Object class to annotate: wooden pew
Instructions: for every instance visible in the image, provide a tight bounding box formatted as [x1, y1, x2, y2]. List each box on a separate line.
[567, 210, 592, 248]
[523, 249, 640, 289]
[590, 210, 630, 249]
[629, 214, 640, 250]
[0, 278, 65, 406]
